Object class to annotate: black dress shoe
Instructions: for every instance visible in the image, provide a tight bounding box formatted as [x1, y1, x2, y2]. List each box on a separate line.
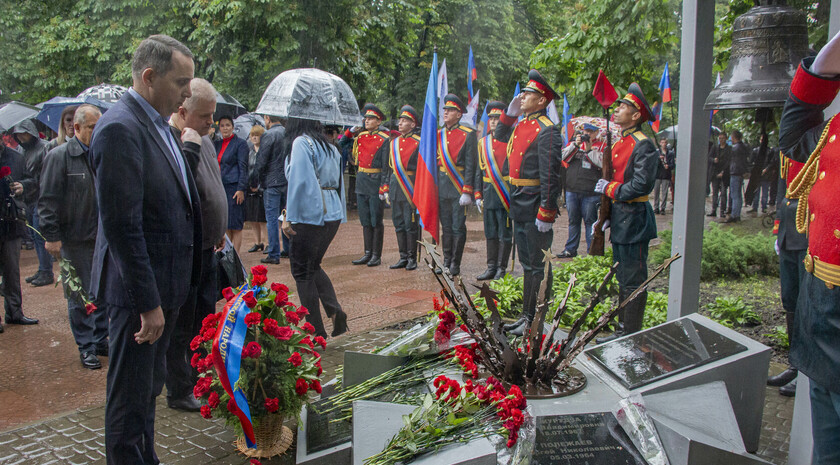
[506, 318, 531, 337]
[25, 272, 39, 284]
[31, 274, 54, 287]
[767, 367, 798, 387]
[95, 345, 109, 357]
[5, 316, 39, 325]
[279, 250, 289, 258]
[405, 259, 417, 271]
[706, 211, 717, 217]
[247, 243, 265, 253]
[331, 310, 348, 337]
[80, 352, 102, 370]
[260, 257, 280, 264]
[389, 259, 408, 269]
[556, 250, 576, 259]
[779, 378, 797, 397]
[168, 395, 201, 412]
[367, 256, 381, 267]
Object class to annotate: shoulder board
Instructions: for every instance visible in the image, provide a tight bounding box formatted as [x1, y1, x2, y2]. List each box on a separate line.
[631, 130, 649, 142]
[458, 125, 474, 133]
[538, 116, 554, 127]
[376, 131, 390, 139]
[410, 134, 421, 141]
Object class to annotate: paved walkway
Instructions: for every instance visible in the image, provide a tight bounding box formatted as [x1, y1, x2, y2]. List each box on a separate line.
[0, 205, 794, 464]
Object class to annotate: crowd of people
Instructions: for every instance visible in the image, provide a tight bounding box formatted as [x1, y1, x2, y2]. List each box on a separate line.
[2, 28, 840, 464]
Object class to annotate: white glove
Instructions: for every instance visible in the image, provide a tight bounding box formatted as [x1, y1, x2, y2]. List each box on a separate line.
[774, 239, 780, 256]
[459, 193, 472, 206]
[506, 94, 523, 118]
[476, 199, 483, 212]
[594, 178, 609, 194]
[379, 193, 386, 201]
[536, 218, 552, 233]
[591, 220, 610, 237]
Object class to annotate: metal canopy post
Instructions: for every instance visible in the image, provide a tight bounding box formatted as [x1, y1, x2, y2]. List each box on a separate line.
[667, 0, 715, 320]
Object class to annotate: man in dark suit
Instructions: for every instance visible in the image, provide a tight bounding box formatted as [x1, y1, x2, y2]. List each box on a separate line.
[89, 34, 202, 465]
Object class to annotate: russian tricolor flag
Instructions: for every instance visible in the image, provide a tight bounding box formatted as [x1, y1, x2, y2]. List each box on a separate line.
[467, 46, 477, 100]
[414, 53, 440, 241]
[659, 62, 672, 103]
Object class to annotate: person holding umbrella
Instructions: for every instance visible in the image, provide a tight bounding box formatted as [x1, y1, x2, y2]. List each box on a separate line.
[46, 106, 78, 151]
[214, 115, 249, 252]
[281, 117, 348, 339]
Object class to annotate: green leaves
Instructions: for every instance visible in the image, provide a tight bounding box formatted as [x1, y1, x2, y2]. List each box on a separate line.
[706, 296, 761, 328]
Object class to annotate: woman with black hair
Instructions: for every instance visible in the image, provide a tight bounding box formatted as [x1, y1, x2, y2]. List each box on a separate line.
[282, 117, 348, 339]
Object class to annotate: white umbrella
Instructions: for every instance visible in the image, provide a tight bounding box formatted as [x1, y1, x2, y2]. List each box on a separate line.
[77, 83, 128, 104]
[256, 68, 361, 126]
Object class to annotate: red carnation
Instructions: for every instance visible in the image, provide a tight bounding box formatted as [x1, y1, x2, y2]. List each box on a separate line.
[190, 335, 203, 352]
[309, 380, 322, 394]
[243, 341, 262, 359]
[227, 398, 237, 412]
[0, 166, 10, 178]
[251, 265, 268, 276]
[200, 405, 212, 419]
[222, 287, 235, 301]
[190, 352, 202, 368]
[295, 378, 309, 396]
[264, 397, 279, 413]
[271, 282, 289, 293]
[301, 336, 314, 349]
[84, 302, 97, 315]
[314, 336, 327, 350]
[250, 459, 263, 465]
[244, 312, 261, 326]
[288, 352, 302, 367]
[193, 376, 212, 398]
[302, 322, 315, 334]
[296, 306, 309, 318]
[208, 391, 220, 408]
[243, 291, 258, 308]
[274, 291, 289, 306]
[316, 360, 323, 375]
[285, 310, 300, 325]
[252, 273, 267, 286]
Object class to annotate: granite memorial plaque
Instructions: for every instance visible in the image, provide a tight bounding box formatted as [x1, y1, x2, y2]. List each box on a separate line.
[306, 398, 353, 454]
[533, 412, 645, 465]
[586, 318, 748, 390]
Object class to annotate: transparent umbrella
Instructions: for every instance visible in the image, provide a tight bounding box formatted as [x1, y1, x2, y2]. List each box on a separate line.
[77, 83, 128, 103]
[215, 92, 248, 119]
[658, 124, 722, 141]
[256, 68, 361, 126]
[233, 113, 265, 141]
[0, 101, 40, 132]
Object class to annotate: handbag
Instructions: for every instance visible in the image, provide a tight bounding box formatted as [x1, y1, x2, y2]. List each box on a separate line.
[216, 235, 246, 297]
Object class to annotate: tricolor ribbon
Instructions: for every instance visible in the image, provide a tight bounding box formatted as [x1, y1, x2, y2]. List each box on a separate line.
[482, 136, 510, 211]
[392, 137, 415, 207]
[211, 284, 257, 448]
[438, 129, 464, 192]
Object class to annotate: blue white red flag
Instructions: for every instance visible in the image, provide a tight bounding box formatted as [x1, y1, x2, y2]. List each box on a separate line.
[467, 46, 477, 100]
[212, 285, 257, 448]
[414, 53, 440, 241]
[650, 101, 663, 132]
[562, 94, 571, 146]
[659, 62, 672, 102]
[437, 59, 448, 126]
[513, 82, 523, 122]
[479, 101, 489, 137]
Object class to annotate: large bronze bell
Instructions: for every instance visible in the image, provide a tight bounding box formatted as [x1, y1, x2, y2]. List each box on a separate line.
[704, 0, 809, 110]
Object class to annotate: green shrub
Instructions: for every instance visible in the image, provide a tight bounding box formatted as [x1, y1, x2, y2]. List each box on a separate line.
[472, 273, 523, 320]
[650, 223, 777, 281]
[764, 326, 790, 349]
[706, 296, 761, 327]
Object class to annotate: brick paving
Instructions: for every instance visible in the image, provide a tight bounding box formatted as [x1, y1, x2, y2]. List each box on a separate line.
[0, 206, 795, 464]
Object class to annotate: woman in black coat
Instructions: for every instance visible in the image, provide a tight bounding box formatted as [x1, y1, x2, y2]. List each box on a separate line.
[214, 115, 249, 252]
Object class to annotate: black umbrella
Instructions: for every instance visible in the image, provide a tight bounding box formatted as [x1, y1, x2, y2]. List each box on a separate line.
[215, 92, 248, 119]
[233, 113, 265, 141]
[0, 101, 40, 133]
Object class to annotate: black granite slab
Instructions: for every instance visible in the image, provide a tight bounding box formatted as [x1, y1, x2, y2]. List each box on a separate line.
[533, 412, 646, 465]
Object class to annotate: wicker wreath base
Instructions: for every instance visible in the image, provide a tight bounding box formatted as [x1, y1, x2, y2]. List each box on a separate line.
[234, 415, 295, 459]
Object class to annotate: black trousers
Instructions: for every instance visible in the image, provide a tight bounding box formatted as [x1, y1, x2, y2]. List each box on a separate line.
[105, 304, 179, 465]
[1, 237, 22, 320]
[439, 196, 466, 236]
[483, 206, 512, 242]
[165, 248, 218, 400]
[357, 193, 383, 227]
[513, 219, 553, 318]
[63, 240, 108, 353]
[289, 221, 343, 338]
[391, 197, 417, 233]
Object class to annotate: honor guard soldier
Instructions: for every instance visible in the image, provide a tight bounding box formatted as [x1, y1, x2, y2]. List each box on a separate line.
[349, 103, 390, 266]
[437, 94, 478, 276]
[594, 83, 658, 343]
[767, 153, 806, 397]
[475, 101, 513, 280]
[778, 32, 840, 461]
[380, 105, 422, 271]
[495, 70, 563, 336]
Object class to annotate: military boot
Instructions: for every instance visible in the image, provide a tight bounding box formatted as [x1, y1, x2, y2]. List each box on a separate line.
[405, 229, 418, 271]
[390, 231, 409, 269]
[494, 241, 512, 280]
[367, 224, 385, 266]
[449, 234, 466, 276]
[476, 240, 499, 281]
[352, 226, 373, 265]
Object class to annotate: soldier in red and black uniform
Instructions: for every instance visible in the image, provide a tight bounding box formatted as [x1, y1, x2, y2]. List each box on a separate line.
[767, 153, 807, 397]
[475, 101, 513, 281]
[437, 94, 478, 276]
[348, 103, 390, 267]
[594, 83, 658, 343]
[778, 31, 840, 461]
[380, 105, 421, 271]
[495, 70, 563, 336]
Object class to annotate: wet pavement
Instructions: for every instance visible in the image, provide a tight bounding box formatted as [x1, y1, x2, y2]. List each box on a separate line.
[0, 206, 794, 464]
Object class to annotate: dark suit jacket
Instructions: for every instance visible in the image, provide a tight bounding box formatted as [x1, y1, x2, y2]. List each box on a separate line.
[89, 92, 202, 312]
[214, 134, 249, 191]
